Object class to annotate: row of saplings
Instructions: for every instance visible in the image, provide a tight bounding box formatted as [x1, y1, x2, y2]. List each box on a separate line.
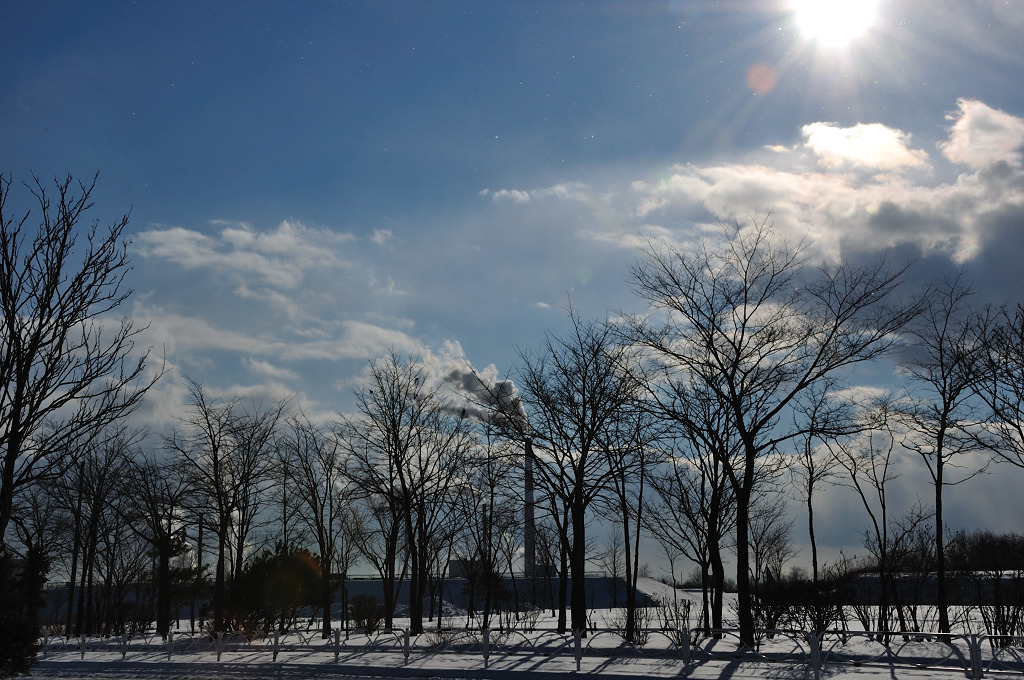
[92, 537, 1024, 642]
[9, 532, 1024, 674]
[751, 530, 1024, 644]
[227, 534, 1024, 644]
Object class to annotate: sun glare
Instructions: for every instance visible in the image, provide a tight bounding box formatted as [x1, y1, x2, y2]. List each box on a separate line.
[791, 0, 879, 47]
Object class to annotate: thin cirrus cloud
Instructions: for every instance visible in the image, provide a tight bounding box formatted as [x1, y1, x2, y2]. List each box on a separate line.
[131, 214, 429, 408]
[481, 182, 591, 204]
[135, 303, 424, 364]
[135, 219, 353, 290]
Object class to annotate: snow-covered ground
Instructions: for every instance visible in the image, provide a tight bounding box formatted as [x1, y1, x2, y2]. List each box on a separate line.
[31, 582, 1024, 679]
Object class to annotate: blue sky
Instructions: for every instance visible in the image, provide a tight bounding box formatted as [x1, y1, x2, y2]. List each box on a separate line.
[3, 1, 1024, 565]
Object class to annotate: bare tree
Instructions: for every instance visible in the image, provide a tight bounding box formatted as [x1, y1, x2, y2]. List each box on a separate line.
[226, 397, 287, 580]
[897, 273, 990, 633]
[626, 216, 920, 646]
[346, 493, 406, 631]
[978, 304, 1024, 467]
[600, 374, 659, 642]
[746, 494, 796, 595]
[341, 350, 470, 634]
[505, 313, 644, 635]
[787, 381, 850, 587]
[454, 418, 522, 628]
[644, 369, 739, 632]
[597, 532, 626, 609]
[281, 412, 353, 638]
[828, 405, 904, 636]
[120, 449, 192, 639]
[0, 173, 160, 548]
[8, 476, 68, 632]
[170, 380, 287, 632]
[64, 429, 134, 635]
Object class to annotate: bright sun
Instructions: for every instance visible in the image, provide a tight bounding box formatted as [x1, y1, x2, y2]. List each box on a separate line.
[791, 0, 879, 47]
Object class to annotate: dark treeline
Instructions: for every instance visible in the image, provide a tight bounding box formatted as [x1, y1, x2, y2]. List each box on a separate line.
[5, 176, 1024, 673]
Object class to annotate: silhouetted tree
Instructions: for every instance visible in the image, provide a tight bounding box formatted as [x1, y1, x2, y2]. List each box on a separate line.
[626, 216, 921, 646]
[645, 377, 739, 633]
[170, 380, 287, 632]
[341, 351, 470, 634]
[898, 273, 990, 633]
[0, 172, 159, 548]
[506, 313, 645, 635]
[978, 304, 1024, 467]
[829, 407, 921, 637]
[281, 412, 354, 638]
[120, 450, 191, 639]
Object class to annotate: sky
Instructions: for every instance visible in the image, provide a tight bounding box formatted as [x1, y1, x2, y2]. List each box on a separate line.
[3, 0, 1024, 570]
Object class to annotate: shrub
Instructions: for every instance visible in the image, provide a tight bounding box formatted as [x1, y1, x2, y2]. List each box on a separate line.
[227, 543, 322, 635]
[349, 594, 384, 633]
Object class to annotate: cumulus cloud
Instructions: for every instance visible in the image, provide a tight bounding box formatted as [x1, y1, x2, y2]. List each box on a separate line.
[623, 101, 1024, 264]
[802, 122, 930, 171]
[939, 99, 1024, 168]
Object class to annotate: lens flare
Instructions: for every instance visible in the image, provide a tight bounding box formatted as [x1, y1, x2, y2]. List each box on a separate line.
[746, 62, 779, 95]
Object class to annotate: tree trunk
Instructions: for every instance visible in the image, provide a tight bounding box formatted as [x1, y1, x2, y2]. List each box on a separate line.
[570, 501, 588, 635]
[808, 486, 819, 586]
[557, 544, 568, 634]
[405, 509, 424, 635]
[321, 570, 333, 639]
[0, 415, 25, 548]
[214, 520, 228, 632]
[734, 458, 755, 647]
[382, 525, 399, 631]
[710, 550, 725, 632]
[156, 536, 171, 639]
[935, 455, 949, 633]
[66, 466, 84, 635]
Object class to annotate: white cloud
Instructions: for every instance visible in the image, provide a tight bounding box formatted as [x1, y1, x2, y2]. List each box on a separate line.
[633, 173, 710, 217]
[488, 181, 591, 204]
[137, 219, 353, 290]
[134, 301, 424, 365]
[490, 188, 531, 203]
[625, 101, 1024, 264]
[802, 122, 931, 171]
[242, 357, 300, 382]
[130, 99, 1024, 431]
[372, 228, 397, 247]
[939, 99, 1024, 169]
[539, 182, 590, 201]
